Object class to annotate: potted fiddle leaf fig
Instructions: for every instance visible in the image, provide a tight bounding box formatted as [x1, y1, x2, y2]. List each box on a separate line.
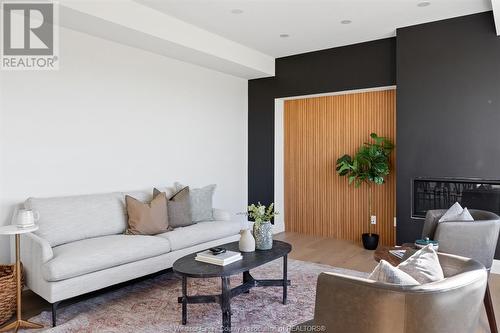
[336, 133, 394, 250]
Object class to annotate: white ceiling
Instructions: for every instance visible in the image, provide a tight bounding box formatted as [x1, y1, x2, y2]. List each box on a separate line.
[136, 0, 493, 58]
[59, 1, 275, 79]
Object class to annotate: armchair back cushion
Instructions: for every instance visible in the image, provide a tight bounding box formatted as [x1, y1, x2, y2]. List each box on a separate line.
[421, 209, 500, 269]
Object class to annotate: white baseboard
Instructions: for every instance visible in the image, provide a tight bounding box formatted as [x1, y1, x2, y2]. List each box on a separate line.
[491, 259, 500, 274]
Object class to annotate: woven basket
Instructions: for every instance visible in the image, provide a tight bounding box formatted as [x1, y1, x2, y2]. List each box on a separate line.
[0, 264, 24, 325]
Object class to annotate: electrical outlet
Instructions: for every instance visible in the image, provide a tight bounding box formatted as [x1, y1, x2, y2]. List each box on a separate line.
[394, 217, 397, 227]
[370, 215, 376, 225]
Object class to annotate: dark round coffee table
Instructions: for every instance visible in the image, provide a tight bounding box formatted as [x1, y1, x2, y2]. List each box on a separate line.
[173, 240, 292, 332]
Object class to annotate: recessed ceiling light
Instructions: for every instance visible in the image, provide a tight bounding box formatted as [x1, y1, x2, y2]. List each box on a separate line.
[230, 9, 244, 14]
[341, 20, 352, 25]
[279, 33, 290, 38]
[417, 1, 431, 7]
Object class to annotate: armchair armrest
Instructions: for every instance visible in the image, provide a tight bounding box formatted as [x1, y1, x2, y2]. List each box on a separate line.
[312, 263, 486, 333]
[212, 208, 231, 221]
[434, 220, 500, 269]
[20, 233, 53, 289]
[313, 272, 407, 332]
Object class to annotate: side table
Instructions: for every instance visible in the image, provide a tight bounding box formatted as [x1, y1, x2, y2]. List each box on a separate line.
[0, 225, 43, 332]
[373, 244, 415, 267]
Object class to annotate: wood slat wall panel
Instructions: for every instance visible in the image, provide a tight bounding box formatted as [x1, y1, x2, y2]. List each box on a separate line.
[284, 90, 396, 245]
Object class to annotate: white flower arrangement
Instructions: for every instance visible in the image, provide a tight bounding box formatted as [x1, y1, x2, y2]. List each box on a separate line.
[241, 202, 278, 226]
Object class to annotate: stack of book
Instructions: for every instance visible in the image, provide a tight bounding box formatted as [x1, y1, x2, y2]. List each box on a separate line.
[195, 250, 242, 266]
[389, 249, 406, 259]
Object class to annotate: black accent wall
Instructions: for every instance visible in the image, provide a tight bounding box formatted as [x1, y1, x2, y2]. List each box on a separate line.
[396, 12, 500, 257]
[248, 38, 397, 206]
[248, 11, 500, 257]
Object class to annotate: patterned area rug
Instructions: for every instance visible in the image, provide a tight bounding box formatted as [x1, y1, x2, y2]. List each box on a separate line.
[26, 259, 367, 332]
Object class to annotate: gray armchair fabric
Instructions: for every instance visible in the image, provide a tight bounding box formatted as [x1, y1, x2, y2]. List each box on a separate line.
[421, 209, 500, 270]
[291, 253, 487, 333]
[420, 209, 448, 240]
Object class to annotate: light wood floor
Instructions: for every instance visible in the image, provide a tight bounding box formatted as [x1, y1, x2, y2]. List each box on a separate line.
[8, 232, 500, 332]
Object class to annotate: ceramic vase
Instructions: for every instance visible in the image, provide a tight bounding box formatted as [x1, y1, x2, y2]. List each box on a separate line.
[253, 221, 273, 250]
[239, 229, 255, 252]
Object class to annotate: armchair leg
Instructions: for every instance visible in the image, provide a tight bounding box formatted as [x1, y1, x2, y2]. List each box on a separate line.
[485, 283, 498, 333]
[51, 302, 61, 327]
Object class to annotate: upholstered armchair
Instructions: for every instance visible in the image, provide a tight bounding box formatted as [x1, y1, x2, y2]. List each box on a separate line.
[291, 253, 487, 333]
[421, 209, 500, 268]
[421, 209, 500, 333]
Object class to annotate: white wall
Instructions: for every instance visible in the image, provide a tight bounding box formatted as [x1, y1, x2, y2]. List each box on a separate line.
[0, 27, 248, 262]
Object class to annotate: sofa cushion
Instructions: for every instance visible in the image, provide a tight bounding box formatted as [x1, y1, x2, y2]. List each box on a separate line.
[26, 192, 127, 247]
[42, 235, 171, 282]
[156, 220, 240, 251]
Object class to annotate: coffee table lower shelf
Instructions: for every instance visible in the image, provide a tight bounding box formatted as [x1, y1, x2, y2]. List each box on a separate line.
[173, 240, 292, 332]
[178, 262, 290, 332]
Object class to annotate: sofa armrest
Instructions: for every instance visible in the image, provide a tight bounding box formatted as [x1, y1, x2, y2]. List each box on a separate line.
[21, 233, 53, 263]
[20, 233, 53, 289]
[213, 208, 231, 221]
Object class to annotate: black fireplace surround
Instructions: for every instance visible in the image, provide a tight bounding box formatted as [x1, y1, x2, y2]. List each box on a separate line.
[412, 178, 500, 219]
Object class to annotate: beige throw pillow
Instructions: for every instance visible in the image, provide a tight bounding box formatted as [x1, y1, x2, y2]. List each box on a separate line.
[125, 192, 169, 235]
[369, 260, 420, 285]
[397, 244, 444, 284]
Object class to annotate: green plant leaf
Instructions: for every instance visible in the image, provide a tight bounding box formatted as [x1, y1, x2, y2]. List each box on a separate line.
[336, 132, 393, 187]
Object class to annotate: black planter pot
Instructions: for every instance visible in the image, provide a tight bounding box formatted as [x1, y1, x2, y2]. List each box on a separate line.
[362, 233, 379, 250]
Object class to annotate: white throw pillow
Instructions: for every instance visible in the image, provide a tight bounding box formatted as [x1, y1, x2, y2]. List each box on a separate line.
[369, 260, 420, 285]
[456, 207, 474, 221]
[397, 244, 444, 284]
[439, 202, 474, 222]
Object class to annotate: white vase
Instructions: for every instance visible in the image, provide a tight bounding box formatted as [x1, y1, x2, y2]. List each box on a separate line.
[239, 229, 255, 252]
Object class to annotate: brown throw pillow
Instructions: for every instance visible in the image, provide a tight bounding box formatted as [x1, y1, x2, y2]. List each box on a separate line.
[154, 187, 193, 228]
[125, 192, 169, 235]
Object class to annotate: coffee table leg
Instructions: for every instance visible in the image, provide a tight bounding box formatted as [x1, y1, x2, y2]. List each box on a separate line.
[181, 276, 187, 325]
[283, 254, 288, 305]
[243, 271, 251, 293]
[221, 276, 231, 332]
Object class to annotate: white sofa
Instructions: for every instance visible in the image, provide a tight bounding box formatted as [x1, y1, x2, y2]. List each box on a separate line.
[20, 188, 241, 326]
